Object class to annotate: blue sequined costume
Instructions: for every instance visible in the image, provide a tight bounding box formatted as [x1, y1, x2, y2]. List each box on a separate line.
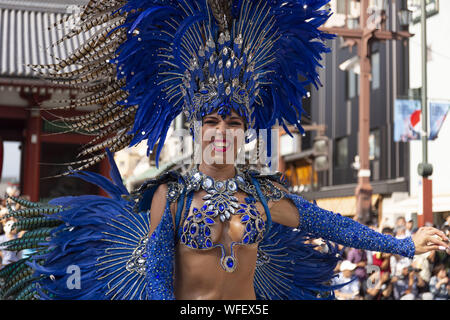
[0, 1, 416, 300]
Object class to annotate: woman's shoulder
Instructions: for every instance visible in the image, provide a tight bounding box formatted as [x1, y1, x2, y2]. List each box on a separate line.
[131, 170, 185, 212]
[238, 167, 290, 202]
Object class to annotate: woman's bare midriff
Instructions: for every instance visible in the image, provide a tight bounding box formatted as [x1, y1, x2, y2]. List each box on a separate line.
[174, 243, 258, 299]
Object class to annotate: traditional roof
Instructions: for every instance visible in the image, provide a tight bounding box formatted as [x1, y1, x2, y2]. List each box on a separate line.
[0, 0, 94, 78]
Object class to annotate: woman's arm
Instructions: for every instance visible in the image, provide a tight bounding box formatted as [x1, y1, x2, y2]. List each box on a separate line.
[270, 191, 449, 258]
[148, 184, 177, 237]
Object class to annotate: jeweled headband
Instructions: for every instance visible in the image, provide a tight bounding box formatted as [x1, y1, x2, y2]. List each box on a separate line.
[36, 0, 334, 170]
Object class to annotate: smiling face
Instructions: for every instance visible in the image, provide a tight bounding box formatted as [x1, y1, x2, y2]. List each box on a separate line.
[200, 109, 246, 166]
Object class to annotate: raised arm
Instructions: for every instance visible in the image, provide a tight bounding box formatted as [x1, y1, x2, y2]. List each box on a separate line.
[270, 191, 449, 258]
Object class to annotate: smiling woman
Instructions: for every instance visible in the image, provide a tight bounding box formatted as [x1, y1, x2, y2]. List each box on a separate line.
[0, 0, 448, 301]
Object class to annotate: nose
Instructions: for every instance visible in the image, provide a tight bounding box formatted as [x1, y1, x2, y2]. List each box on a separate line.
[215, 119, 227, 136]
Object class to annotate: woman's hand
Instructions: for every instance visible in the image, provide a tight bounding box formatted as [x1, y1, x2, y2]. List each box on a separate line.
[412, 227, 449, 255]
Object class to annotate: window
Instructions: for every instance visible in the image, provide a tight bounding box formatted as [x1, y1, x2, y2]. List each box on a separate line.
[408, 0, 439, 23]
[347, 70, 359, 99]
[371, 52, 380, 90]
[336, 0, 347, 14]
[369, 129, 380, 160]
[335, 137, 348, 168]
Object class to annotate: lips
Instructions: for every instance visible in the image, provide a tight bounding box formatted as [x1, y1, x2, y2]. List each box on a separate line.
[212, 139, 231, 152]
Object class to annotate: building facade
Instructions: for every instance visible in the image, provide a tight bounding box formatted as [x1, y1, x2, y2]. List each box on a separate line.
[382, 0, 450, 228]
[0, 0, 109, 202]
[280, 0, 411, 226]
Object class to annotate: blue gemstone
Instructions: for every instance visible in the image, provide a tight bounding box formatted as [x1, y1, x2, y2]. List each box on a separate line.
[190, 225, 197, 234]
[183, 224, 188, 232]
[181, 235, 186, 243]
[142, 253, 147, 258]
[206, 239, 212, 247]
[206, 211, 215, 216]
[195, 213, 203, 219]
[191, 241, 198, 249]
[227, 258, 234, 268]
[243, 235, 249, 244]
[219, 204, 224, 211]
[205, 217, 214, 224]
[249, 209, 257, 216]
[246, 223, 252, 232]
[241, 215, 250, 223]
[201, 205, 208, 211]
[237, 209, 246, 214]
[250, 204, 256, 209]
[204, 226, 211, 236]
[193, 208, 198, 213]
[240, 204, 248, 208]
[187, 216, 193, 221]
[201, 89, 209, 94]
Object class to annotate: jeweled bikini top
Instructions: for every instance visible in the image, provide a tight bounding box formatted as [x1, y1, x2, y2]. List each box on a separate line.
[179, 168, 267, 272]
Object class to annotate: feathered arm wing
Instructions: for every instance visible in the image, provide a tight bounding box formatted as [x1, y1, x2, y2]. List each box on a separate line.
[0, 151, 176, 300]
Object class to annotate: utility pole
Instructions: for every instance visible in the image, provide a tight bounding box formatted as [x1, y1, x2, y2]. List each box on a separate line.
[320, 0, 412, 224]
[417, 0, 433, 227]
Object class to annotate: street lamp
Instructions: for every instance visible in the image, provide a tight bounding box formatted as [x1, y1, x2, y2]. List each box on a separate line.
[398, 8, 413, 28]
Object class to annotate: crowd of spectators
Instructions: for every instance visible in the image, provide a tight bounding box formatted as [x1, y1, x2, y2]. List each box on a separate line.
[332, 215, 450, 300]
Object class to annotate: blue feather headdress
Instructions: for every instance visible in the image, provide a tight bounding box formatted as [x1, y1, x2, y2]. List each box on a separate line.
[38, 0, 334, 169]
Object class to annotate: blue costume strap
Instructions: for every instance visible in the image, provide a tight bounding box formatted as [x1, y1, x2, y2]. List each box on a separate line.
[176, 191, 194, 243]
[174, 188, 186, 242]
[285, 193, 416, 259]
[250, 176, 272, 235]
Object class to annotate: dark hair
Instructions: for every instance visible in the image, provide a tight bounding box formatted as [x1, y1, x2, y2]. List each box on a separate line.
[432, 264, 446, 276]
[382, 227, 394, 235]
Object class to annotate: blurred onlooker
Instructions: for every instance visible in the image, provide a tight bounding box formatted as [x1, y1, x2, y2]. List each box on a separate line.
[394, 216, 406, 234]
[333, 260, 361, 300]
[346, 247, 367, 283]
[395, 226, 408, 239]
[364, 270, 394, 300]
[371, 227, 394, 277]
[392, 266, 419, 300]
[412, 251, 434, 283]
[5, 185, 20, 198]
[429, 264, 449, 300]
[390, 254, 412, 278]
[441, 213, 450, 230]
[0, 218, 22, 267]
[406, 220, 414, 237]
[433, 226, 450, 273]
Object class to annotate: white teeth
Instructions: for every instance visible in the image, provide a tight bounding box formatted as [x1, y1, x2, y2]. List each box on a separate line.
[213, 141, 230, 148]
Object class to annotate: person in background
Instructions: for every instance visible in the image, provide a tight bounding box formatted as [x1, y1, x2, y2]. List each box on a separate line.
[441, 213, 450, 230]
[365, 223, 378, 266]
[395, 226, 408, 239]
[394, 216, 407, 234]
[429, 264, 449, 300]
[333, 260, 361, 300]
[364, 270, 394, 300]
[390, 254, 412, 278]
[0, 218, 22, 268]
[346, 247, 367, 295]
[406, 220, 414, 237]
[434, 226, 450, 273]
[372, 228, 394, 277]
[392, 266, 419, 300]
